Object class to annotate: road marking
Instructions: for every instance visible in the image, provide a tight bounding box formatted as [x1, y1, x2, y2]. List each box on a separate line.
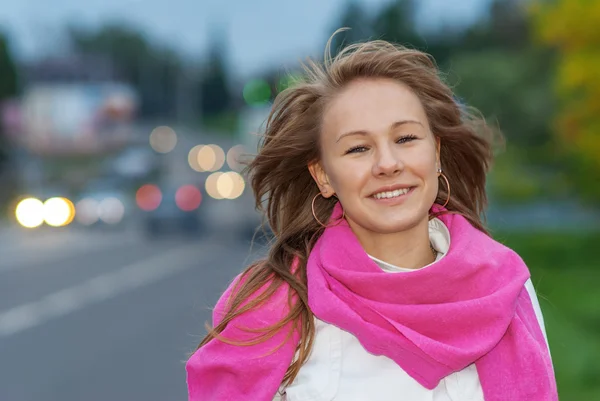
[0, 242, 214, 338]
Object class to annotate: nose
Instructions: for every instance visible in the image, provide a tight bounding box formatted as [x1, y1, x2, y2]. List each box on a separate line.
[372, 146, 403, 177]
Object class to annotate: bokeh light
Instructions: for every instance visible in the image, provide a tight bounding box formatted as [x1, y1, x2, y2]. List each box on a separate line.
[43, 197, 75, 227]
[206, 171, 245, 200]
[277, 73, 301, 93]
[226, 144, 247, 171]
[242, 79, 271, 106]
[149, 126, 177, 153]
[205, 172, 224, 200]
[188, 145, 203, 172]
[136, 184, 162, 211]
[99, 197, 125, 224]
[63, 198, 76, 225]
[175, 185, 202, 211]
[198, 145, 216, 171]
[189, 144, 225, 172]
[221, 171, 245, 199]
[15, 198, 45, 228]
[75, 198, 100, 225]
[216, 172, 234, 199]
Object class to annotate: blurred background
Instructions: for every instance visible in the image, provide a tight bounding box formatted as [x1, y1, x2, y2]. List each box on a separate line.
[0, 0, 598, 400]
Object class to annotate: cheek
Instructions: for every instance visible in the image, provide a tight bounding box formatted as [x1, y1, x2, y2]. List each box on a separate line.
[407, 151, 437, 179]
[326, 160, 369, 195]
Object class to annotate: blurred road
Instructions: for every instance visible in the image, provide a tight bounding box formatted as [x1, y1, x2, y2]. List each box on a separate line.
[0, 223, 263, 401]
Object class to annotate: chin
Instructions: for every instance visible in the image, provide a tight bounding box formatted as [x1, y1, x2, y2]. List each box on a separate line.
[376, 220, 420, 234]
[364, 213, 424, 234]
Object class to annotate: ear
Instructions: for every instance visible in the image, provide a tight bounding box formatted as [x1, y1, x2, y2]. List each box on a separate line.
[308, 161, 335, 198]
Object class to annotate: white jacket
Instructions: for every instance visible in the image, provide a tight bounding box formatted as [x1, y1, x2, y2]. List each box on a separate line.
[278, 219, 549, 401]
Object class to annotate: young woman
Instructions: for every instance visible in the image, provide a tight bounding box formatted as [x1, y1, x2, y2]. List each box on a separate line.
[186, 33, 558, 401]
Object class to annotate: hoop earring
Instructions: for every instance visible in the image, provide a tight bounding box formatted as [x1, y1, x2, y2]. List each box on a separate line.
[311, 192, 345, 228]
[437, 169, 451, 208]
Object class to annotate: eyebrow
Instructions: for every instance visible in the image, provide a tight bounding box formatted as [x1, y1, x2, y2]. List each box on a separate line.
[335, 119, 424, 143]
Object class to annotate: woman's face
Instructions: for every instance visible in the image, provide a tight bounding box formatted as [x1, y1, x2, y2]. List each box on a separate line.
[309, 78, 440, 236]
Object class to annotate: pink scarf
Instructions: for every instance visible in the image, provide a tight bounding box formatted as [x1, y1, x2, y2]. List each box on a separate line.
[186, 204, 557, 400]
[307, 204, 557, 400]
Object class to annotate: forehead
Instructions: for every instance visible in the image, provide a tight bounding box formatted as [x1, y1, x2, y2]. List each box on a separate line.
[322, 78, 429, 139]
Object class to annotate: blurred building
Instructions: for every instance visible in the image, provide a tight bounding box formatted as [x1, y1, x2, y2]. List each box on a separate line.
[5, 54, 139, 156]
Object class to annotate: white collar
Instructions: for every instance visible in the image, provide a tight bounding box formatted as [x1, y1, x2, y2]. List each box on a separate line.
[367, 217, 451, 273]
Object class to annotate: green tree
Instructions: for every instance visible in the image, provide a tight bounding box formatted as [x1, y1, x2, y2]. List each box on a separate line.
[447, 49, 558, 202]
[328, 1, 375, 56]
[372, 0, 418, 44]
[461, 0, 530, 51]
[0, 32, 18, 172]
[373, 0, 460, 65]
[530, 0, 600, 203]
[444, 0, 559, 202]
[199, 39, 232, 116]
[449, 49, 553, 150]
[0, 33, 18, 100]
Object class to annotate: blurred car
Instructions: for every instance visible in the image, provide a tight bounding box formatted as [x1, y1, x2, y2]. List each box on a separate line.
[74, 177, 132, 229]
[137, 182, 206, 237]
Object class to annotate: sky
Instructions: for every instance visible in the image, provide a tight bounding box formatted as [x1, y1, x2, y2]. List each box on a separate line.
[0, 0, 491, 79]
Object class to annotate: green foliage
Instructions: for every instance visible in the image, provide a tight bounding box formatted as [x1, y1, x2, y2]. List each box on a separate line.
[530, 0, 600, 203]
[0, 33, 18, 100]
[242, 79, 271, 106]
[494, 230, 600, 400]
[460, 0, 530, 51]
[329, 0, 456, 64]
[447, 49, 554, 149]
[488, 147, 544, 203]
[199, 38, 232, 116]
[201, 111, 239, 137]
[277, 73, 302, 93]
[0, 31, 18, 174]
[327, 1, 375, 56]
[371, 0, 418, 43]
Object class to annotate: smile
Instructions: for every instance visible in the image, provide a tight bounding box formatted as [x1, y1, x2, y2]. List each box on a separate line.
[372, 187, 412, 199]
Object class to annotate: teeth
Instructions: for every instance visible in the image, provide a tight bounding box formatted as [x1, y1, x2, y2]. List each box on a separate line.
[373, 188, 410, 199]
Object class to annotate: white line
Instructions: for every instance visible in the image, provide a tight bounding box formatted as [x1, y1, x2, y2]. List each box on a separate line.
[0, 242, 213, 338]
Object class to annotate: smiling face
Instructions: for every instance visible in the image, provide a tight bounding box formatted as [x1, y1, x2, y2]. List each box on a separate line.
[309, 78, 441, 240]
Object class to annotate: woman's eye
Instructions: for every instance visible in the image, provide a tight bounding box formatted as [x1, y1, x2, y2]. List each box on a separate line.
[345, 135, 417, 154]
[345, 146, 368, 154]
[397, 135, 418, 144]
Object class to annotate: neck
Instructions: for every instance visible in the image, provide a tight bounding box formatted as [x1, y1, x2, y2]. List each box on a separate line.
[349, 218, 434, 270]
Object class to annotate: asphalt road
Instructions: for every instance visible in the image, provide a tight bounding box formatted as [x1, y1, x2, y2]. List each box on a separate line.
[0, 222, 265, 401]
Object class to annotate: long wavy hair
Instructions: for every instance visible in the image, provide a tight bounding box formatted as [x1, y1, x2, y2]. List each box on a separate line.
[195, 29, 498, 388]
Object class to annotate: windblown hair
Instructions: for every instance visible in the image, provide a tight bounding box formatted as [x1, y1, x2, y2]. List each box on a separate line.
[195, 29, 497, 388]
